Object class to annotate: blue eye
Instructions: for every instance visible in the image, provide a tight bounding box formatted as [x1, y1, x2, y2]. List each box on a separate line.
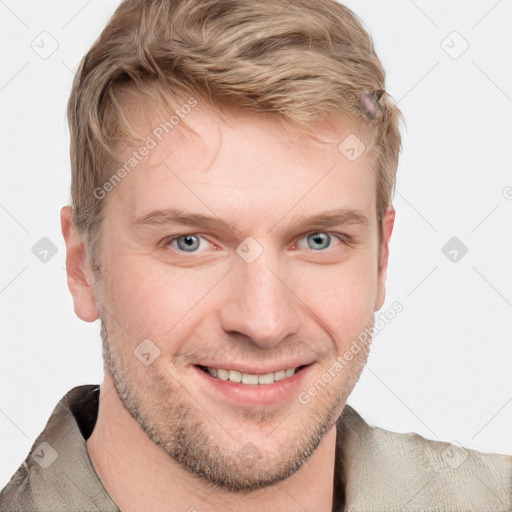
[295, 232, 344, 251]
[164, 231, 345, 255]
[171, 235, 208, 252]
[305, 232, 332, 250]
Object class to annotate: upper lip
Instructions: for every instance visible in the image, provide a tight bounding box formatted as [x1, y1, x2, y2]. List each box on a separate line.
[195, 360, 315, 374]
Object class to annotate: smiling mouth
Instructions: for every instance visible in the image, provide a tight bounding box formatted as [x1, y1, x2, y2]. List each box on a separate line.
[196, 364, 309, 385]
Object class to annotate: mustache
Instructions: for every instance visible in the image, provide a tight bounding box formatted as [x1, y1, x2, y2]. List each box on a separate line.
[173, 336, 328, 367]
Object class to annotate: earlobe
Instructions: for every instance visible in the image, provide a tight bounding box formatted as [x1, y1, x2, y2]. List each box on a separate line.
[60, 206, 100, 322]
[375, 206, 395, 311]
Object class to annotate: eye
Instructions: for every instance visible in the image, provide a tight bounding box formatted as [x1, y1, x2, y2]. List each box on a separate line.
[295, 232, 345, 251]
[164, 234, 213, 253]
[162, 231, 348, 255]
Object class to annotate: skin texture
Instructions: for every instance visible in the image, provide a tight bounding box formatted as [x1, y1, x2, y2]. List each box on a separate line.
[61, 100, 395, 512]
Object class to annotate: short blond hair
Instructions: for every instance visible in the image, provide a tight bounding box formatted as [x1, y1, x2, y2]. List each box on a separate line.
[67, 0, 404, 271]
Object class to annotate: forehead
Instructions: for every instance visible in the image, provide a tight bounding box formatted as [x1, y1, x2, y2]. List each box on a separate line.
[107, 97, 377, 227]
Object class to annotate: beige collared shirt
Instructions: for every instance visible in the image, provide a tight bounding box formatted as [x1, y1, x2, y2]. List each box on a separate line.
[1, 385, 510, 511]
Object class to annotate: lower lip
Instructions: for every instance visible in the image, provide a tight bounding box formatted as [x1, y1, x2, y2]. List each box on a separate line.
[192, 364, 315, 406]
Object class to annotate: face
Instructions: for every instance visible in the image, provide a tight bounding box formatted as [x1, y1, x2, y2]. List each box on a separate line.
[73, 99, 393, 493]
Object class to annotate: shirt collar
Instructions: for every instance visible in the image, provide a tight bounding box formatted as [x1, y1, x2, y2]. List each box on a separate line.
[8, 385, 359, 511]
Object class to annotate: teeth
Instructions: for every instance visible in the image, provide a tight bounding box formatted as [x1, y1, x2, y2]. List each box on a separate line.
[228, 369, 242, 383]
[273, 369, 286, 381]
[243, 373, 259, 385]
[285, 368, 295, 378]
[258, 372, 274, 385]
[205, 365, 298, 385]
[217, 368, 229, 380]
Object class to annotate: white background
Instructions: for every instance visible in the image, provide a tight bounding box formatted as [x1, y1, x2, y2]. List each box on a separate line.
[1, 0, 511, 488]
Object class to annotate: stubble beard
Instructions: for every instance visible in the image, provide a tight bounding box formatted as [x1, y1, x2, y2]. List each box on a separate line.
[97, 306, 372, 495]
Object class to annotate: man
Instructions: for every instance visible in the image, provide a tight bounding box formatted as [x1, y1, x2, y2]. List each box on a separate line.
[1, 0, 510, 510]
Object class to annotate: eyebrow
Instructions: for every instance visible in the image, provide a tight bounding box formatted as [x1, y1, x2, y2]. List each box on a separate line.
[132, 207, 369, 236]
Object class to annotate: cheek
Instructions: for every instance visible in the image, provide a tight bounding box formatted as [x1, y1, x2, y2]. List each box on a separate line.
[291, 253, 378, 346]
[103, 254, 226, 339]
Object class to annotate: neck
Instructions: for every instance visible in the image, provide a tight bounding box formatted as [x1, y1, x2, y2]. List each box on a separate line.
[86, 373, 338, 512]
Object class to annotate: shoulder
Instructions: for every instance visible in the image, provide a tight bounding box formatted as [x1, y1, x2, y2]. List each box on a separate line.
[337, 405, 512, 511]
[0, 385, 116, 512]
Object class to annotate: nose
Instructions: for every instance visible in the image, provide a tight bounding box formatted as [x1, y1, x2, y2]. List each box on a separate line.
[218, 250, 302, 349]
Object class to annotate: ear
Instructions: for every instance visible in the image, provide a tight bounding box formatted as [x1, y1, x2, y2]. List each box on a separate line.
[375, 206, 395, 311]
[60, 206, 100, 322]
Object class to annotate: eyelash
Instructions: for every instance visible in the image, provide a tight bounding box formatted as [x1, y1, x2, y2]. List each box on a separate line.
[161, 232, 351, 254]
